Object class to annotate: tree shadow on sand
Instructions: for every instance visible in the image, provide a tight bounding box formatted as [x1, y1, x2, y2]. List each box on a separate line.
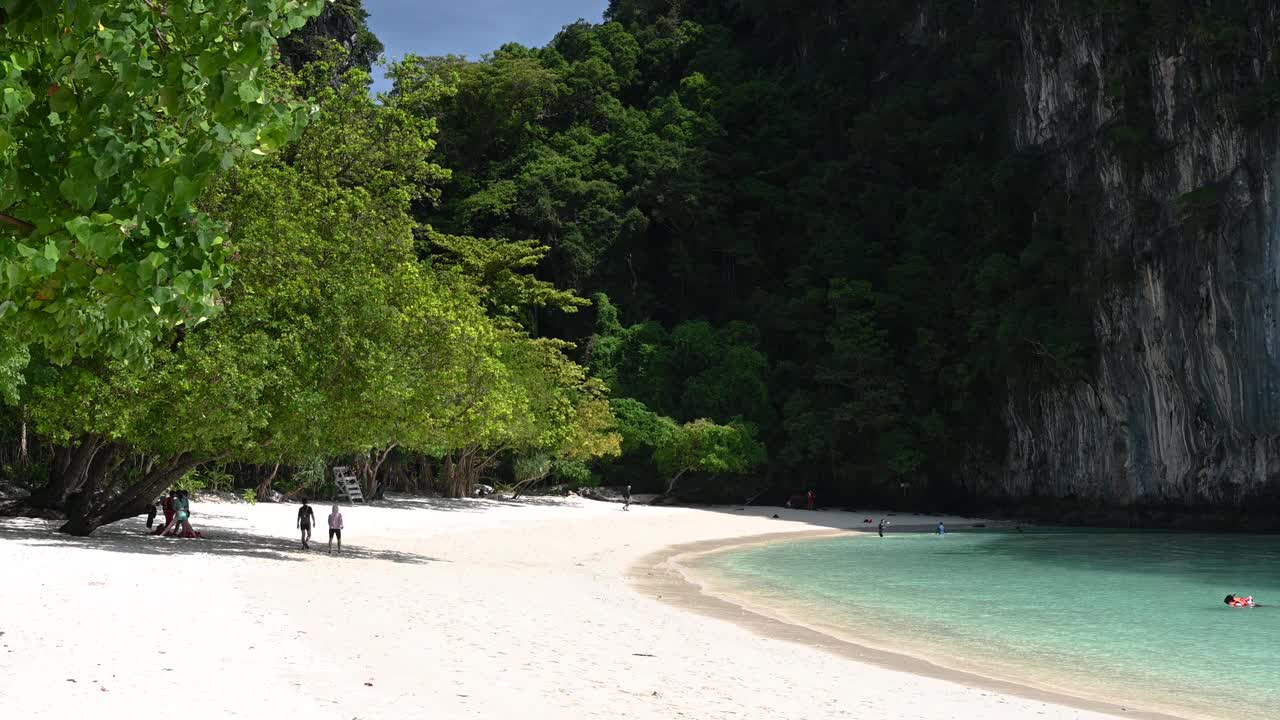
[0, 517, 444, 565]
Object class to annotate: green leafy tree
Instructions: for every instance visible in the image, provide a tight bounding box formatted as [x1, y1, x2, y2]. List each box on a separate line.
[654, 418, 765, 497]
[0, 0, 323, 362]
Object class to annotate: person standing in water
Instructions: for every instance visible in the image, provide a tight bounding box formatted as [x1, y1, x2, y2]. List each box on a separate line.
[623, 485, 632, 511]
[937, 521, 946, 535]
[878, 519, 886, 537]
[297, 499, 316, 549]
[328, 505, 344, 555]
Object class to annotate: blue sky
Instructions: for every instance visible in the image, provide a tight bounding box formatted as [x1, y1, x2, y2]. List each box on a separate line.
[363, 0, 612, 91]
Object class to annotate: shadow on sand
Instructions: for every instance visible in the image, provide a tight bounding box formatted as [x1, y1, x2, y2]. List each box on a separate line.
[0, 517, 443, 565]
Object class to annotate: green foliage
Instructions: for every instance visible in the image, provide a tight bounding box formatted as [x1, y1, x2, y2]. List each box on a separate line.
[290, 458, 331, 498]
[554, 459, 595, 486]
[590, 298, 770, 428]
[514, 453, 553, 483]
[0, 0, 323, 363]
[653, 418, 765, 492]
[427, 231, 591, 321]
[11, 0, 1273, 517]
[610, 397, 676, 456]
[414, 2, 1176, 500]
[241, 488, 258, 505]
[279, 0, 384, 74]
[0, 328, 28, 405]
[161, 465, 234, 494]
[174, 472, 205, 494]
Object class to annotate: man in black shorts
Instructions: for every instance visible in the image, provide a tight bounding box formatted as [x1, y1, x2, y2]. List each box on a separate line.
[297, 498, 316, 549]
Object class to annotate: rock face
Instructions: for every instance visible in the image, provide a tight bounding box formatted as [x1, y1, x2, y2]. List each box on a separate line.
[983, 2, 1280, 519]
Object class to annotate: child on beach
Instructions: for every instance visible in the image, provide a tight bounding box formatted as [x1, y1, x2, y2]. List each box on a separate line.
[297, 499, 316, 549]
[328, 505, 343, 555]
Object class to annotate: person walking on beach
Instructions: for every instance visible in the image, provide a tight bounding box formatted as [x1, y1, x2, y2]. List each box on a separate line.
[297, 499, 316, 549]
[937, 521, 946, 536]
[327, 505, 344, 555]
[623, 485, 632, 511]
[806, 489, 815, 511]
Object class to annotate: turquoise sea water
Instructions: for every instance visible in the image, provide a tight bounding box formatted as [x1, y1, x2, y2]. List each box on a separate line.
[694, 530, 1280, 719]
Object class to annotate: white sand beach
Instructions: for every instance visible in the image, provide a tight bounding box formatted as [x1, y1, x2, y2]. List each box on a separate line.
[0, 496, 1137, 720]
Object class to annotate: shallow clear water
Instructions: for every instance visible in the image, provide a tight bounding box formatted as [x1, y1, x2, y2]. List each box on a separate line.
[695, 530, 1280, 719]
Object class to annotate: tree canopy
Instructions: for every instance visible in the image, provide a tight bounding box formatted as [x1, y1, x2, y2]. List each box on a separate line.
[0, 0, 324, 365]
[7, 0, 1264, 525]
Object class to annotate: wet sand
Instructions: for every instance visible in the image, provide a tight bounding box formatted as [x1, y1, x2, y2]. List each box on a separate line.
[637, 529, 1190, 720]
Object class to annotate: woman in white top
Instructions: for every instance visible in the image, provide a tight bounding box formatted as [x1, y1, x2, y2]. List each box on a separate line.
[328, 505, 344, 555]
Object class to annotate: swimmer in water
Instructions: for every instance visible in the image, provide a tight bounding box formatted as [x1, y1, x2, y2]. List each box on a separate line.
[1224, 594, 1256, 608]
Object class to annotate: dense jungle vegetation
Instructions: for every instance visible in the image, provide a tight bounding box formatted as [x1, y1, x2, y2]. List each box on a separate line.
[3, 1, 1271, 531]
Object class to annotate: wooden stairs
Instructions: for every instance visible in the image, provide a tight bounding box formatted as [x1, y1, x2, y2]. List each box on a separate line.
[333, 466, 364, 503]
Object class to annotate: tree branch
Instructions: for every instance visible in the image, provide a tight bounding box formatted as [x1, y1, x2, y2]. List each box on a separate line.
[0, 213, 36, 235]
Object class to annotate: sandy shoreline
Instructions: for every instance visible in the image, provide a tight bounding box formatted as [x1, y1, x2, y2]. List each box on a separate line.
[0, 496, 1149, 719]
[643, 530, 1193, 720]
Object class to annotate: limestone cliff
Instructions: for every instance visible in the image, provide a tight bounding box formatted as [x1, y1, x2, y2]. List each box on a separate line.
[985, 2, 1280, 521]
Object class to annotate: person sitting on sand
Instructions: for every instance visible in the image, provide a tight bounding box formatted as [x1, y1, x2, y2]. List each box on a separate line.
[1225, 594, 1255, 608]
[328, 505, 343, 555]
[297, 499, 316, 549]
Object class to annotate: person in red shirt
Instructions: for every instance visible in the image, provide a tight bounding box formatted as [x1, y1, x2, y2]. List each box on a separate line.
[153, 490, 177, 535]
[806, 489, 815, 511]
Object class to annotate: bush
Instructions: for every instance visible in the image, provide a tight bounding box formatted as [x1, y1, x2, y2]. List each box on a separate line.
[241, 488, 257, 504]
[177, 467, 235, 494]
[554, 459, 596, 487]
[278, 457, 332, 498]
[175, 472, 206, 494]
[1, 460, 49, 490]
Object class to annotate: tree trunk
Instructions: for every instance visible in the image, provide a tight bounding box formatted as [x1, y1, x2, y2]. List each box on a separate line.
[441, 449, 479, 499]
[652, 470, 686, 504]
[255, 463, 280, 499]
[366, 444, 397, 501]
[442, 453, 458, 498]
[458, 450, 475, 498]
[48, 435, 100, 503]
[18, 418, 27, 465]
[420, 457, 433, 494]
[59, 452, 201, 536]
[62, 443, 121, 530]
[2, 435, 99, 516]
